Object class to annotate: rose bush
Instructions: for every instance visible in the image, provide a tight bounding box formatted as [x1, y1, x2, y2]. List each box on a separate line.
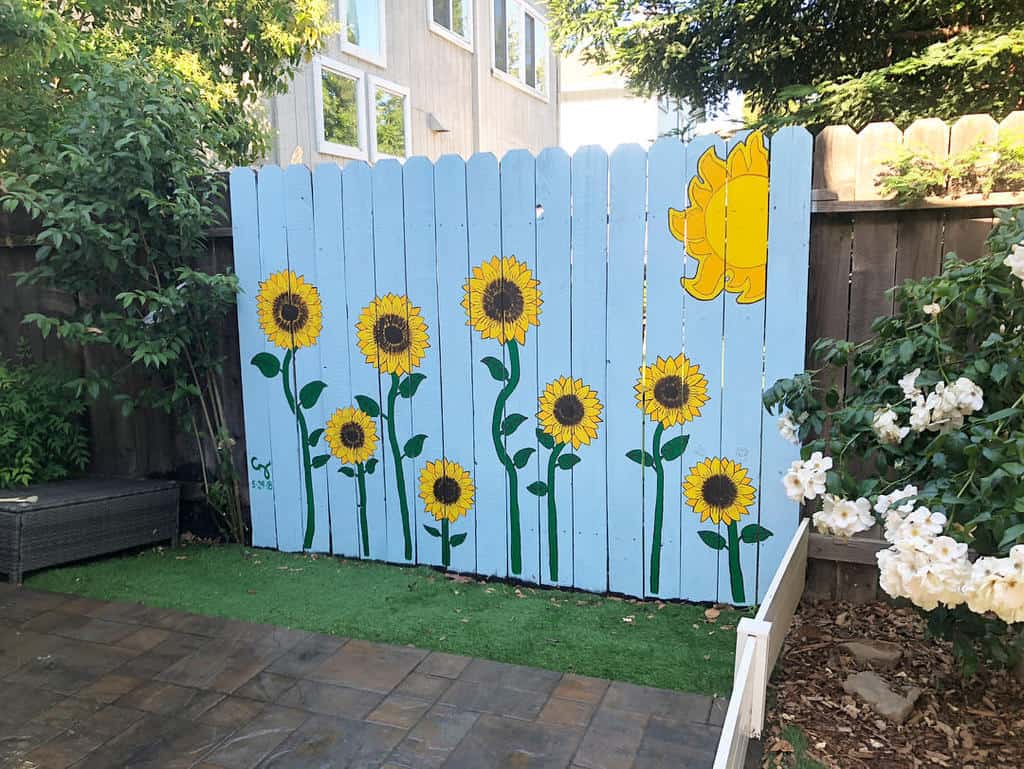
[765, 206, 1024, 673]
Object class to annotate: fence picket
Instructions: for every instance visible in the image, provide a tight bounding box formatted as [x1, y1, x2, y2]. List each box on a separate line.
[570, 145, 610, 594]
[605, 144, 647, 598]
[466, 152, 508, 578]
[229, 168, 277, 549]
[434, 155, 479, 574]
[311, 163, 359, 558]
[254, 166, 306, 552]
[341, 161, 388, 560]
[534, 147, 574, 587]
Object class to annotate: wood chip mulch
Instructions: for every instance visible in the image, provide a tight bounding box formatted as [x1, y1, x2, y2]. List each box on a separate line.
[763, 600, 1024, 769]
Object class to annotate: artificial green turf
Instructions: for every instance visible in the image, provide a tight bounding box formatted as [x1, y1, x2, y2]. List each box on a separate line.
[28, 543, 747, 695]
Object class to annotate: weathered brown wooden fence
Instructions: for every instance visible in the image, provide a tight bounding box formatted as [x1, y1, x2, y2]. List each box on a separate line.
[2, 113, 1023, 560]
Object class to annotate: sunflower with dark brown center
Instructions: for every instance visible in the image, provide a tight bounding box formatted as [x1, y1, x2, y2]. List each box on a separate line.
[418, 459, 475, 523]
[256, 270, 323, 349]
[635, 354, 709, 427]
[684, 457, 756, 526]
[462, 255, 541, 344]
[325, 406, 378, 465]
[537, 376, 602, 449]
[356, 294, 429, 374]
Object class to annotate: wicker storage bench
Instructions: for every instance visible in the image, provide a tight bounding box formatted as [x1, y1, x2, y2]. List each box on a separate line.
[0, 478, 179, 584]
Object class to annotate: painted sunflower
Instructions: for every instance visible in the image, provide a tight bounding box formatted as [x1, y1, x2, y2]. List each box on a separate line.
[635, 354, 709, 427]
[324, 406, 378, 465]
[256, 270, 323, 349]
[684, 457, 756, 526]
[462, 255, 541, 345]
[537, 376, 602, 450]
[355, 294, 429, 375]
[418, 459, 475, 523]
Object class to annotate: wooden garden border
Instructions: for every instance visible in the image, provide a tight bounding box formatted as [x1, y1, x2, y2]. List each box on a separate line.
[713, 518, 810, 769]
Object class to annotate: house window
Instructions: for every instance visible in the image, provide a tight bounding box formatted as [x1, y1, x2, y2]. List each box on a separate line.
[314, 57, 367, 159]
[341, 0, 386, 66]
[493, 0, 548, 97]
[430, 0, 472, 48]
[369, 77, 412, 160]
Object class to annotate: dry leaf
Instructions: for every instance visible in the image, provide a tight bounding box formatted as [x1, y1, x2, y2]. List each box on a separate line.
[704, 607, 721, 622]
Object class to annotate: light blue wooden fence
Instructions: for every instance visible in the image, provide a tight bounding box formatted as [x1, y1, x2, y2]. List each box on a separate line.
[230, 128, 812, 604]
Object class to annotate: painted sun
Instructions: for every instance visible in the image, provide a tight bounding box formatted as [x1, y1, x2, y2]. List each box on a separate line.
[669, 130, 770, 304]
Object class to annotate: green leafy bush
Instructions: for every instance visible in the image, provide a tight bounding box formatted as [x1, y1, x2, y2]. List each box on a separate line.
[765, 207, 1024, 672]
[0, 355, 89, 487]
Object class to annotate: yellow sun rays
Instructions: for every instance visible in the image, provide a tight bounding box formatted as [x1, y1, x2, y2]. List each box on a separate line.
[669, 131, 770, 304]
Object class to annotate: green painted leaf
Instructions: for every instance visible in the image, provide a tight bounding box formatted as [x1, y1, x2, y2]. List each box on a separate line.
[557, 453, 581, 470]
[481, 356, 509, 381]
[501, 413, 528, 436]
[536, 428, 555, 450]
[299, 380, 327, 409]
[355, 395, 380, 418]
[660, 434, 690, 461]
[698, 530, 727, 550]
[399, 373, 427, 398]
[423, 524, 442, 538]
[364, 458, 378, 475]
[526, 481, 549, 496]
[740, 524, 773, 544]
[251, 352, 280, 378]
[308, 428, 324, 447]
[311, 454, 330, 469]
[999, 523, 1024, 549]
[404, 434, 428, 458]
[626, 448, 655, 466]
[338, 465, 356, 477]
[513, 447, 535, 469]
[450, 532, 468, 548]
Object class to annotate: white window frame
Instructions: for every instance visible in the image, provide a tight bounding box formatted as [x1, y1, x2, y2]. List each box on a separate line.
[367, 75, 413, 161]
[427, 0, 474, 52]
[313, 56, 368, 160]
[490, 0, 550, 102]
[339, 0, 387, 68]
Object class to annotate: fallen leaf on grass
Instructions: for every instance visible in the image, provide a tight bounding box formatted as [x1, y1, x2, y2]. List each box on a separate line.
[769, 739, 794, 753]
[705, 607, 720, 622]
[622, 615, 635, 624]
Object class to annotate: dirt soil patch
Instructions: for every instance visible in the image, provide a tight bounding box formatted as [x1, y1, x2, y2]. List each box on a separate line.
[764, 600, 1023, 769]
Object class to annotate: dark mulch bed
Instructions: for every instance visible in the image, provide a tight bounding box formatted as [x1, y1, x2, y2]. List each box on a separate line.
[763, 600, 1024, 769]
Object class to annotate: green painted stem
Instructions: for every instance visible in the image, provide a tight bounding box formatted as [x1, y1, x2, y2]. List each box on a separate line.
[441, 518, 451, 568]
[727, 521, 746, 604]
[281, 349, 316, 550]
[649, 423, 666, 594]
[490, 340, 522, 575]
[385, 374, 413, 561]
[356, 462, 369, 557]
[546, 442, 565, 582]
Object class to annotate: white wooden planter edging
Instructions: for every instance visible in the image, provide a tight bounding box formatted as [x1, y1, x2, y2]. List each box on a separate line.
[713, 518, 810, 769]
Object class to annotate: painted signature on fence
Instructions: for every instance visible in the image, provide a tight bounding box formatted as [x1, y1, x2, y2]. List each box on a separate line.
[250, 457, 273, 490]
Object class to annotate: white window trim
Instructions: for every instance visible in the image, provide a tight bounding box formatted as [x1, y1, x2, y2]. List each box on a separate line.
[313, 56, 368, 160]
[490, 0, 551, 103]
[427, 0, 474, 52]
[367, 75, 412, 161]
[339, 0, 387, 68]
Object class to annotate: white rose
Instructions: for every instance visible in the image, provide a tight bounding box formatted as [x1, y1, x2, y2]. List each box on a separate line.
[777, 411, 800, 445]
[817, 494, 874, 538]
[922, 302, 941, 317]
[872, 407, 909, 445]
[1003, 243, 1024, 281]
[951, 377, 984, 414]
[898, 368, 922, 400]
[909, 396, 931, 432]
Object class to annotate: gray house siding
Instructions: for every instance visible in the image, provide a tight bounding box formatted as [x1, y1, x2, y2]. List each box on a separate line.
[266, 0, 559, 165]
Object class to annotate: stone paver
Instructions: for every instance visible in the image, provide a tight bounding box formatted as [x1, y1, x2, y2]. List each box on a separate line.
[0, 584, 725, 768]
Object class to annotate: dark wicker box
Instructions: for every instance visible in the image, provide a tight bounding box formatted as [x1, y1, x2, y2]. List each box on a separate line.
[0, 478, 179, 584]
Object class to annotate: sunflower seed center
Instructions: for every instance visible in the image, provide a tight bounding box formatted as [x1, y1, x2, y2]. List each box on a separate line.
[433, 476, 461, 505]
[273, 293, 309, 332]
[482, 278, 524, 324]
[374, 313, 411, 354]
[653, 376, 688, 409]
[553, 394, 585, 427]
[702, 474, 738, 508]
[339, 422, 365, 449]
